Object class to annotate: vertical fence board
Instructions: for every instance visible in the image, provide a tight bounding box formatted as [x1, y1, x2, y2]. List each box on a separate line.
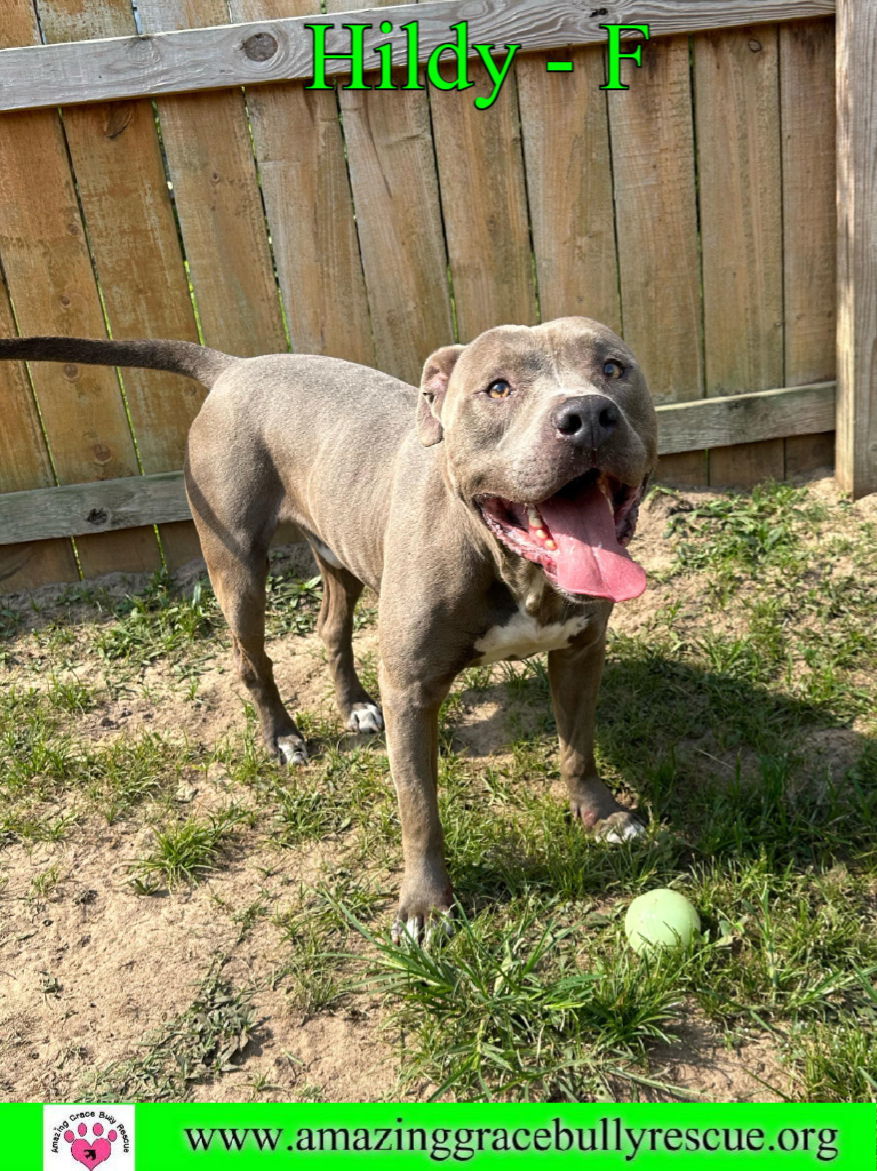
[0, 268, 80, 589]
[37, 0, 206, 570]
[136, 0, 287, 360]
[328, 0, 452, 386]
[517, 47, 620, 332]
[0, 1, 161, 581]
[783, 431, 836, 478]
[836, 0, 877, 499]
[695, 25, 785, 487]
[429, 61, 536, 339]
[654, 450, 709, 487]
[230, 0, 374, 368]
[608, 35, 703, 404]
[780, 18, 836, 385]
[781, 16, 837, 477]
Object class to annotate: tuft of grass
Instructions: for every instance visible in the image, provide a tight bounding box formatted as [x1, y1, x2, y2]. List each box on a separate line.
[94, 573, 218, 665]
[91, 567, 322, 670]
[265, 573, 322, 637]
[81, 965, 256, 1101]
[278, 874, 384, 940]
[0, 684, 206, 838]
[132, 807, 250, 891]
[0, 603, 21, 640]
[46, 677, 96, 713]
[788, 979, 877, 1102]
[29, 864, 61, 901]
[360, 901, 688, 1100]
[665, 482, 828, 594]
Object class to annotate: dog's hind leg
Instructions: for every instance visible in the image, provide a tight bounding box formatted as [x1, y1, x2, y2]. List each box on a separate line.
[198, 529, 308, 765]
[313, 553, 384, 734]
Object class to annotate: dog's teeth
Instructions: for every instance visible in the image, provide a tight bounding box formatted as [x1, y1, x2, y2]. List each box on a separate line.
[534, 528, 547, 540]
[544, 538, 557, 551]
[526, 505, 542, 529]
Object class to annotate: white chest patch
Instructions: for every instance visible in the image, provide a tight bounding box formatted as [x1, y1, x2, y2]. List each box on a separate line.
[474, 609, 590, 665]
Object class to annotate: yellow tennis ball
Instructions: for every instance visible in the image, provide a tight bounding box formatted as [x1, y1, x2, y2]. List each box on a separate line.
[624, 889, 701, 954]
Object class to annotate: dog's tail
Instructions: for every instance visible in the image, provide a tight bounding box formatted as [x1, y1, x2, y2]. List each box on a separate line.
[0, 336, 237, 389]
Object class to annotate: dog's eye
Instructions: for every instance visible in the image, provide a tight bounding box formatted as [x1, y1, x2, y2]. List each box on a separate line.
[486, 379, 512, 399]
[603, 360, 625, 379]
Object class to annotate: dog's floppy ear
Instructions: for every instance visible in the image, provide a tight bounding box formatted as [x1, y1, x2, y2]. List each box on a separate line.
[417, 344, 465, 446]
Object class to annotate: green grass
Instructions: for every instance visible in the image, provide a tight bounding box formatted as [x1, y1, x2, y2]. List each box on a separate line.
[91, 567, 322, 668]
[81, 965, 257, 1101]
[94, 573, 219, 665]
[789, 1004, 877, 1101]
[359, 901, 690, 1100]
[661, 482, 830, 590]
[132, 806, 251, 891]
[1, 480, 875, 1102]
[0, 686, 207, 838]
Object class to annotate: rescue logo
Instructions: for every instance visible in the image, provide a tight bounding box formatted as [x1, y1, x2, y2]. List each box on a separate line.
[44, 1106, 134, 1171]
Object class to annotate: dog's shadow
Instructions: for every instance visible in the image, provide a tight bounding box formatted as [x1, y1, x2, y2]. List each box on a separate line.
[438, 652, 875, 903]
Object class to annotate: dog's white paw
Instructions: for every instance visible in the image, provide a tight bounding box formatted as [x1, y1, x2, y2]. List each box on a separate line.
[346, 703, 384, 734]
[276, 735, 308, 766]
[391, 908, 454, 947]
[597, 812, 646, 844]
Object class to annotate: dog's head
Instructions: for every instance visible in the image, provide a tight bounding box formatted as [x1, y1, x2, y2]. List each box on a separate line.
[417, 317, 657, 603]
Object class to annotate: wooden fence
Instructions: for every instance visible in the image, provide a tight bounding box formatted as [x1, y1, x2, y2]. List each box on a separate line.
[0, 0, 873, 592]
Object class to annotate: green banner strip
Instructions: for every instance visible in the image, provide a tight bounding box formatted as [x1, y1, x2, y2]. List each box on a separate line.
[4, 1102, 874, 1171]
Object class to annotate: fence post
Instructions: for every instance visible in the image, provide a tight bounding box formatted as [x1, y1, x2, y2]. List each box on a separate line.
[836, 0, 877, 498]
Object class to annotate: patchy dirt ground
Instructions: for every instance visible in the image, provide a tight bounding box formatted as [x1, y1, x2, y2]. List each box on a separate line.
[1, 475, 874, 1103]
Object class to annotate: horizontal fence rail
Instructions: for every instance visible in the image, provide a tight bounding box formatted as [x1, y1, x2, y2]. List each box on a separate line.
[0, 0, 837, 112]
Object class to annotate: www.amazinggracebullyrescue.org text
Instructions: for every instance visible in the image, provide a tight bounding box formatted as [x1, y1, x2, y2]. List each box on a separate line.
[182, 1116, 841, 1162]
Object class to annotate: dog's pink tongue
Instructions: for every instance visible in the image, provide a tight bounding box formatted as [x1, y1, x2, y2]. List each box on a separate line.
[539, 483, 646, 601]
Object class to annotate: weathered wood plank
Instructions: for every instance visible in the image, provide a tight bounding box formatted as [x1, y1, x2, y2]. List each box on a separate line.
[332, 0, 453, 385]
[0, 472, 191, 544]
[0, 0, 160, 580]
[0, 1, 836, 113]
[654, 451, 709, 487]
[780, 16, 836, 480]
[836, 0, 877, 498]
[607, 33, 702, 402]
[0, 382, 836, 546]
[784, 431, 835, 478]
[0, 260, 79, 589]
[517, 46, 620, 331]
[429, 58, 536, 339]
[780, 17, 836, 387]
[37, 0, 205, 571]
[694, 24, 785, 487]
[656, 382, 835, 455]
[137, 0, 287, 361]
[231, 0, 375, 367]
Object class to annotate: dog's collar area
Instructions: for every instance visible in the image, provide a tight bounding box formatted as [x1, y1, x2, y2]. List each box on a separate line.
[475, 471, 646, 602]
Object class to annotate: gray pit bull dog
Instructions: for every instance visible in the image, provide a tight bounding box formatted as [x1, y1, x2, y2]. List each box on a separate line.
[0, 318, 657, 939]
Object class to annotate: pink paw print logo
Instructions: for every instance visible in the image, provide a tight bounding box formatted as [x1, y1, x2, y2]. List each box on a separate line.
[64, 1122, 117, 1168]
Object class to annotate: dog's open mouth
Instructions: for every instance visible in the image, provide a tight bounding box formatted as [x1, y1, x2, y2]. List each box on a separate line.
[476, 470, 646, 602]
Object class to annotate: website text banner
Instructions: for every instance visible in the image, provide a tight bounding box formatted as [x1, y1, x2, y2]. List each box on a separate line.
[5, 1102, 873, 1171]
[131, 1103, 875, 1170]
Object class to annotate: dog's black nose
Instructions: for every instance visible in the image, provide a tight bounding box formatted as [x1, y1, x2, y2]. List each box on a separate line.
[552, 395, 620, 449]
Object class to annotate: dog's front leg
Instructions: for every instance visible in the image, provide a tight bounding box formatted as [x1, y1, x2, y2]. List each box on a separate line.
[548, 613, 644, 844]
[379, 671, 454, 941]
